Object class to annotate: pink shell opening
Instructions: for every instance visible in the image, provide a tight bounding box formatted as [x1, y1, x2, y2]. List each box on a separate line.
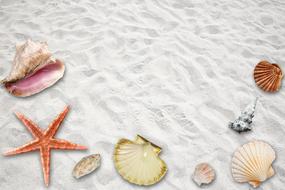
[5, 59, 65, 97]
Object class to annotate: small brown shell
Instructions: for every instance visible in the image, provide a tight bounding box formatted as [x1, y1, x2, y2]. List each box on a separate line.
[254, 61, 283, 92]
[72, 154, 101, 179]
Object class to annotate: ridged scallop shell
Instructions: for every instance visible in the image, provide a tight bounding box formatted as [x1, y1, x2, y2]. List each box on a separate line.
[72, 154, 101, 179]
[113, 135, 167, 186]
[254, 61, 283, 92]
[232, 140, 276, 188]
[192, 163, 215, 186]
[1, 39, 65, 97]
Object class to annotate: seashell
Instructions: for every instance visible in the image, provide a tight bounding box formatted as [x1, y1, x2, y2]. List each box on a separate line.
[1, 39, 65, 97]
[254, 60, 283, 92]
[113, 135, 167, 186]
[2, 39, 51, 83]
[4, 59, 64, 97]
[231, 140, 276, 188]
[192, 163, 215, 186]
[72, 154, 101, 179]
[229, 98, 258, 133]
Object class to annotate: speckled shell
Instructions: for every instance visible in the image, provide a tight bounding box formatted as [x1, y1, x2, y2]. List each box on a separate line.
[72, 154, 101, 179]
[113, 135, 167, 186]
[232, 140, 276, 188]
[192, 163, 215, 186]
[254, 61, 283, 92]
[228, 98, 258, 133]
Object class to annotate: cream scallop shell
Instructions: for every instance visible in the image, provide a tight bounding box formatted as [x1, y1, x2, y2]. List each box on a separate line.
[192, 163, 215, 186]
[113, 135, 167, 186]
[231, 140, 276, 188]
[254, 61, 283, 92]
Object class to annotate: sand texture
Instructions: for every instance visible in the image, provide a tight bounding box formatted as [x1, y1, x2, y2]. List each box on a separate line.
[0, 0, 285, 189]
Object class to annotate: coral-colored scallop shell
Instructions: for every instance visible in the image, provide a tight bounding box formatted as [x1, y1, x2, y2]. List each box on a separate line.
[254, 61, 283, 92]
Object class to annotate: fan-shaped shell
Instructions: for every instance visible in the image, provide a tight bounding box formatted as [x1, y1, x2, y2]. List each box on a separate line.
[254, 61, 283, 92]
[192, 163, 215, 186]
[113, 135, 167, 186]
[231, 140, 276, 188]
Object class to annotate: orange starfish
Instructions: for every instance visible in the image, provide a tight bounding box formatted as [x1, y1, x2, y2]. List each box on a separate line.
[4, 106, 87, 186]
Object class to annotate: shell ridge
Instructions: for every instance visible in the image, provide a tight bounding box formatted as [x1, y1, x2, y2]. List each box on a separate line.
[244, 144, 259, 177]
[235, 149, 257, 178]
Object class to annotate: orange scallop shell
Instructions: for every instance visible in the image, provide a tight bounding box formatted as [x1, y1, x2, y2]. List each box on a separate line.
[253, 61, 283, 92]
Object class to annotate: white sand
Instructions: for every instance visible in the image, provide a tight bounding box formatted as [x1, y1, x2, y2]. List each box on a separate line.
[0, 0, 285, 189]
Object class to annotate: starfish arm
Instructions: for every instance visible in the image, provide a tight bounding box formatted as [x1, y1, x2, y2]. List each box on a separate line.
[4, 140, 39, 156]
[15, 112, 44, 138]
[49, 139, 87, 150]
[45, 106, 70, 138]
[40, 146, 51, 187]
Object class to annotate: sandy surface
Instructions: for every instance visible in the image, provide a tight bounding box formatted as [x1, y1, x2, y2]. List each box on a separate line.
[0, 0, 285, 189]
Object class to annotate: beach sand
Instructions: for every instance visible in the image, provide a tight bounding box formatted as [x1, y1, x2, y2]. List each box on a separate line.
[0, 0, 284, 189]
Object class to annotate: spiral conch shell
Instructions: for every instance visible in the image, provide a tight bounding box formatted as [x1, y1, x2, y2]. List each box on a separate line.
[231, 140, 276, 188]
[1, 39, 65, 97]
[192, 163, 215, 186]
[113, 135, 167, 186]
[254, 60, 283, 92]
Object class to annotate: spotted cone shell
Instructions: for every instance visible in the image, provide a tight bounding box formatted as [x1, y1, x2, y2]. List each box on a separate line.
[254, 61, 283, 92]
[231, 140, 276, 188]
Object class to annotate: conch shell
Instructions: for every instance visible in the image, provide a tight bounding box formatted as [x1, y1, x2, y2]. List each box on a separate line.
[192, 163, 215, 186]
[1, 39, 65, 97]
[231, 140, 276, 188]
[254, 60, 283, 92]
[113, 135, 167, 186]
